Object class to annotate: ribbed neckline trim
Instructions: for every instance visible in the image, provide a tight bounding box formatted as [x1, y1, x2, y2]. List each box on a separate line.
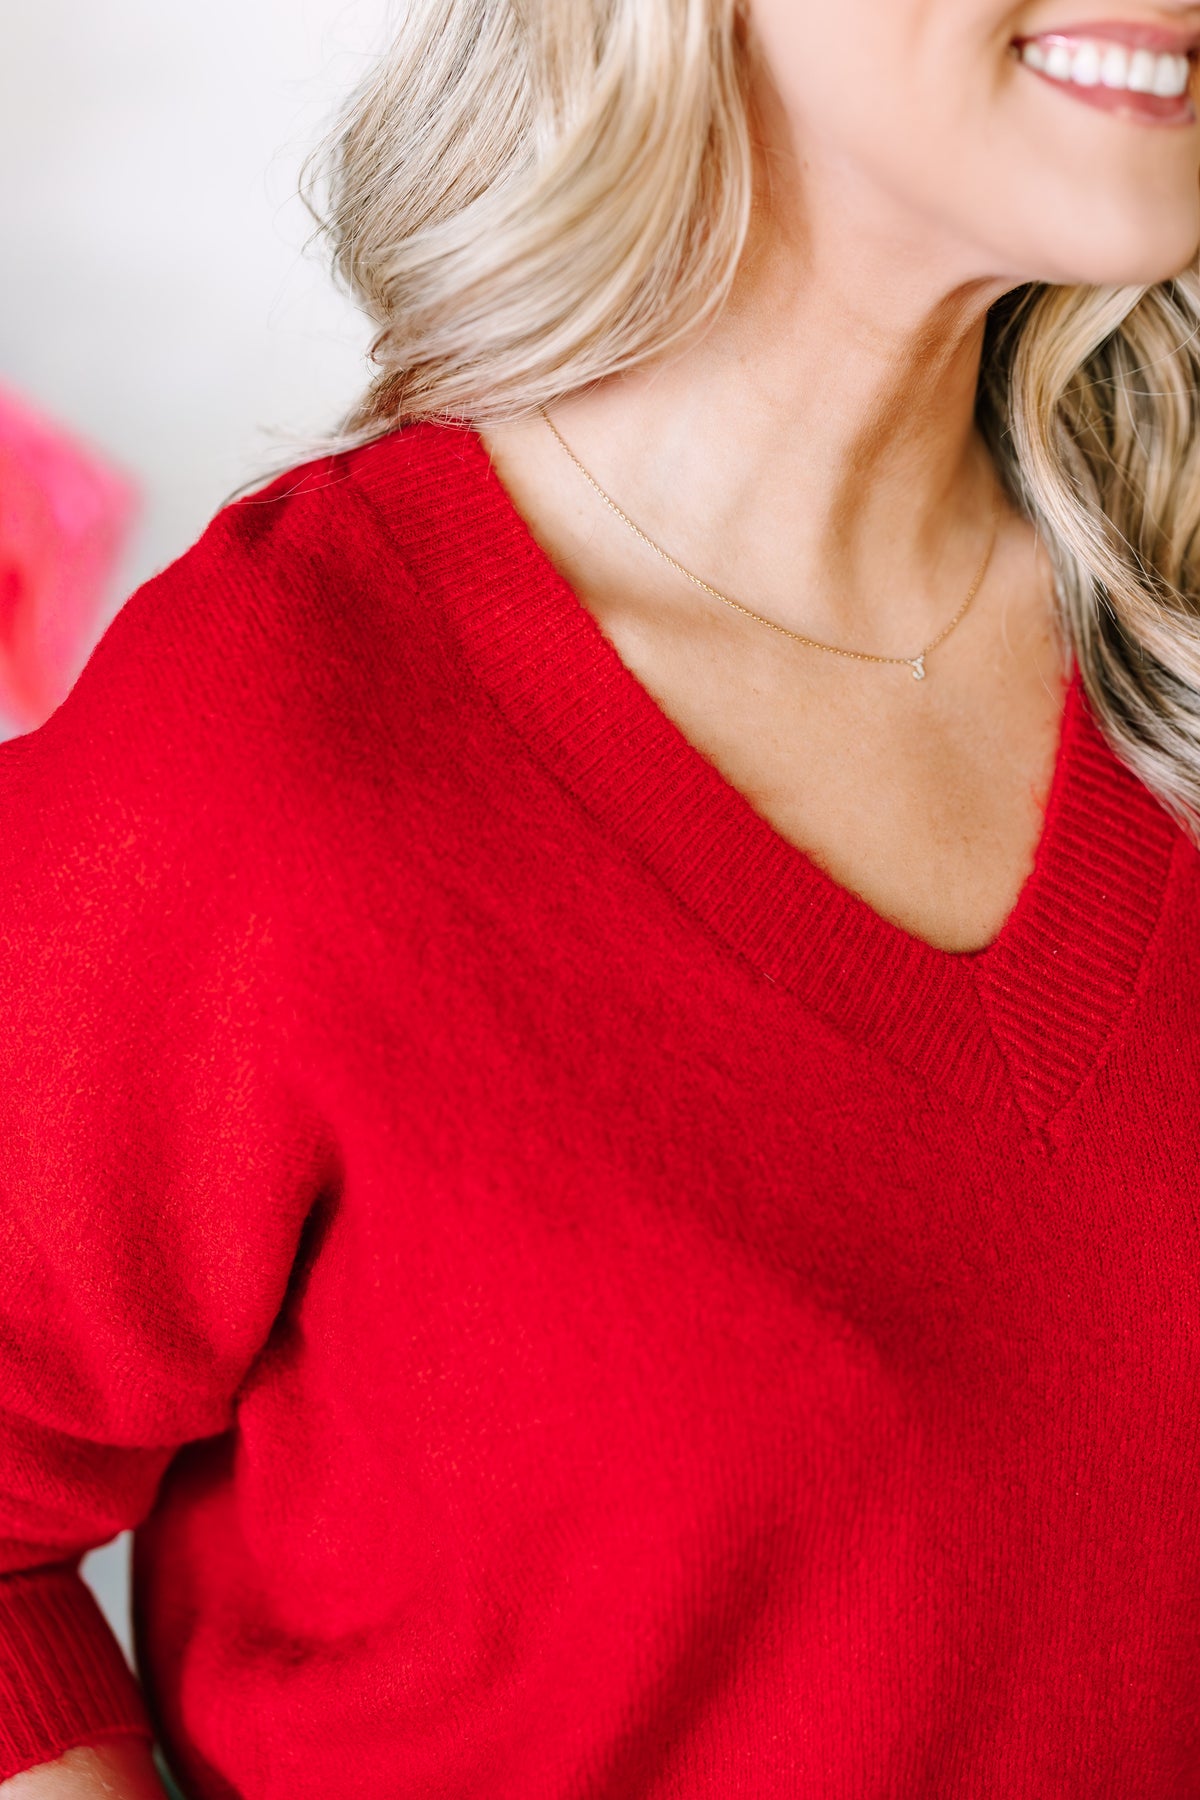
[352, 421, 1181, 1132]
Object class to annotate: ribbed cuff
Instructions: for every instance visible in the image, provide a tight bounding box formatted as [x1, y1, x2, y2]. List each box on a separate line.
[0, 1565, 152, 1782]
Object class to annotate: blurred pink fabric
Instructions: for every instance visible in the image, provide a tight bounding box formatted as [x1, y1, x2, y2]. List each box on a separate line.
[0, 384, 137, 733]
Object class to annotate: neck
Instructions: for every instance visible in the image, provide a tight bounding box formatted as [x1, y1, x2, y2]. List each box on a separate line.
[538, 110, 1019, 651]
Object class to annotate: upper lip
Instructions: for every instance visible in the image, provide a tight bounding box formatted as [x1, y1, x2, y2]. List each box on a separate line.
[1014, 16, 1200, 52]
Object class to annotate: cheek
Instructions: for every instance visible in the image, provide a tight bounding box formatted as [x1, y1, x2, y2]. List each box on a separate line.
[747, 0, 889, 137]
[746, 2, 994, 223]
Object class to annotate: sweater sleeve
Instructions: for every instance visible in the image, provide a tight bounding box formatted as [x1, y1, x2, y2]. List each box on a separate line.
[0, 524, 334, 1781]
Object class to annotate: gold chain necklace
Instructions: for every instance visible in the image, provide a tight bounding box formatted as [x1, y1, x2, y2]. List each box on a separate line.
[539, 406, 1003, 682]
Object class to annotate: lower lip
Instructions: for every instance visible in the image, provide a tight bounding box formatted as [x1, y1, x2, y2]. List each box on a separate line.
[1016, 53, 1197, 125]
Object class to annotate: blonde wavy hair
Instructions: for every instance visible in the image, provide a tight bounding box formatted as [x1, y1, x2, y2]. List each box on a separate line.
[308, 0, 1200, 839]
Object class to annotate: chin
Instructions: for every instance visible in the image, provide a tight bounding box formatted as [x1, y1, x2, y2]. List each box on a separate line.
[1076, 241, 1200, 288]
[1029, 215, 1200, 288]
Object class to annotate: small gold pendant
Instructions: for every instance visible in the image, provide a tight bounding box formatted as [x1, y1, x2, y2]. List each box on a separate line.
[910, 654, 926, 681]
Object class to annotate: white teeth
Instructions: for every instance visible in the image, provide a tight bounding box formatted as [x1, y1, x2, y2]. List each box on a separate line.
[1154, 51, 1190, 95]
[1128, 47, 1158, 90]
[1020, 38, 1193, 100]
[1071, 41, 1102, 83]
[1099, 44, 1130, 87]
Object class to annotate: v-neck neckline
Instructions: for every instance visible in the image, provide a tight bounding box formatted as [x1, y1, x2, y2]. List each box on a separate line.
[354, 421, 1183, 1134]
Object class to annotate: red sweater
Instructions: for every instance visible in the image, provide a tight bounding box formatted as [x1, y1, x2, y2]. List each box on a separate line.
[1, 421, 1198, 1799]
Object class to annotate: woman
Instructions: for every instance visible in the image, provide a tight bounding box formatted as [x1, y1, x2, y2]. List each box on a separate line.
[3, 0, 1200, 1794]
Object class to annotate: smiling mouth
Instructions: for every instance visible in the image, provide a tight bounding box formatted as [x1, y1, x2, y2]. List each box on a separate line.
[1012, 24, 1199, 121]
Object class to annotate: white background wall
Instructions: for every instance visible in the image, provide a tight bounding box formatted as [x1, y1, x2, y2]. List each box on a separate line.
[0, 0, 391, 733]
[1, 0, 393, 1655]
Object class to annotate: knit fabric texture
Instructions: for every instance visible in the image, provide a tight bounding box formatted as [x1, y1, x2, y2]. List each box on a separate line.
[1, 421, 1198, 1798]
